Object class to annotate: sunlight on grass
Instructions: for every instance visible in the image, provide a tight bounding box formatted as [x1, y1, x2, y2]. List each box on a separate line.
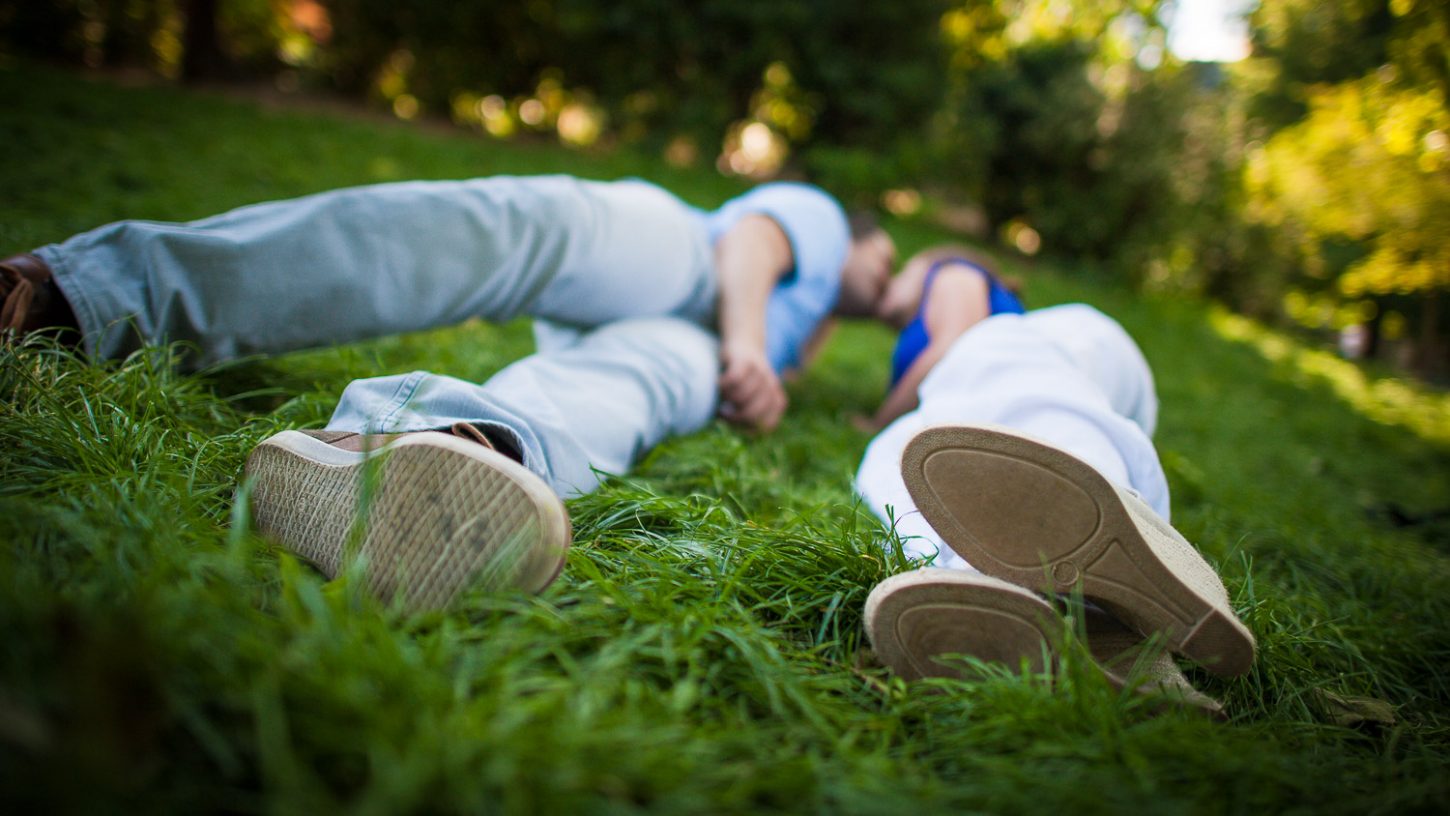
[1209, 307, 1450, 445]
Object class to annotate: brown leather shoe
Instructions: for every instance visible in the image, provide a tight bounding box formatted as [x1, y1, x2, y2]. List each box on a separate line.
[244, 424, 569, 612]
[2, 253, 56, 335]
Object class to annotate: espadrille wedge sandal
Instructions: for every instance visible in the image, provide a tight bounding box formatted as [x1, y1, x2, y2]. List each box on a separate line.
[864, 569, 1223, 714]
[900, 424, 1255, 677]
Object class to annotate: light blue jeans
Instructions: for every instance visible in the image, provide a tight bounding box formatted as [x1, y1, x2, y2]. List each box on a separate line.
[329, 317, 718, 497]
[39, 176, 722, 496]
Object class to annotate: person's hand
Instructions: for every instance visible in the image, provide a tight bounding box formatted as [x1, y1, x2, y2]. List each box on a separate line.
[850, 413, 880, 434]
[718, 342, 787, 433]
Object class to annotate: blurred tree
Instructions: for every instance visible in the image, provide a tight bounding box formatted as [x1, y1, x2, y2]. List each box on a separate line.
[0, 0, 280, 78]
[1246, 0, 1396, 127]
[921, 0, 1209, 270]
[1249, 0, 1449, 118]
[182, 0, 227, 81]
[1247, 74, 1449, 374]
[1242, 0, 1450, 375]
[320, 0, 951, 170]
[0, 0, 88, 64]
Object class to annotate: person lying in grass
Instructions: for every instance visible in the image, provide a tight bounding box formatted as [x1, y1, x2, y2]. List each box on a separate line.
[1, 177, 895, 611]
[852, 244, 1254, 710]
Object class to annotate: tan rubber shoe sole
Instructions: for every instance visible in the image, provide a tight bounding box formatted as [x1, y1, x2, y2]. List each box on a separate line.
[864, 569, 1223, 714]
[245, 430, 570, 612]
[900, 424, 1255, 677]
[866, 568, 1060, 680]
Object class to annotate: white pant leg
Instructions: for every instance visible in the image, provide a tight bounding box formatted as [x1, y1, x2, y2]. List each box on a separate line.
[328, 316, 719, 498]
[857, 412, 977, 571]
[39, 176, 716, 364]
[855, 309, 1171, 571]
[1020, 304, 1159, 436]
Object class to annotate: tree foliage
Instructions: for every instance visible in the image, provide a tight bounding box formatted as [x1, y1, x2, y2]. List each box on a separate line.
[1249, 76, 1450, 298]
[1241, 0, 1450, 373]
[319, 0, 950, 161]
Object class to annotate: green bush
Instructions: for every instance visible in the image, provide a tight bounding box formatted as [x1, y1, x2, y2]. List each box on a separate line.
[320, 0, 950, 156]
[927, 39, 1228, 278]
[0, 0, 280, 78]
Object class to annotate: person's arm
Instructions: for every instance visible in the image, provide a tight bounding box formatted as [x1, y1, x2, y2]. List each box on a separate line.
[715, 213, 794, 432]
[862, 267, 991, 432]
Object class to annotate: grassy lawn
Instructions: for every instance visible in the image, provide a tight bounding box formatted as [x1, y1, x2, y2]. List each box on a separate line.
[3, 63, 1450, 813]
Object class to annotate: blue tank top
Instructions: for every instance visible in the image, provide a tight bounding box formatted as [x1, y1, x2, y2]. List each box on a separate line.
[888, 259, 1025, 387]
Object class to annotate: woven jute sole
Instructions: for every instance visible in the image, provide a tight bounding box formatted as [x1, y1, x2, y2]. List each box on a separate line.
[864, 569, 1223, 714]
[245, 430, 570, 612]
[901, 424, 1254, 677]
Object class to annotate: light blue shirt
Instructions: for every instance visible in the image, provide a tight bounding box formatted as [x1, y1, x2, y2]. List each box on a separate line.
[690, 182, 849, 372]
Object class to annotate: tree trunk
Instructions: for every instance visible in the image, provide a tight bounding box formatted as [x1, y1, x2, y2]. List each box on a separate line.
[1364, 302, 1382, 360]
[1414, 290, 1445, 381]
[181, 0, 228, 82]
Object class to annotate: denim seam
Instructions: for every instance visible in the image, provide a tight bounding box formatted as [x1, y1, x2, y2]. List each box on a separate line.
[372, 370, 429, 433]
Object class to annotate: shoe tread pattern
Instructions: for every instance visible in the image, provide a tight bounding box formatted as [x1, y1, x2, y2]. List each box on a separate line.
[865, 570, 1059, 681]
[246, 433, 567, 611]
[901, 424, 1254, 677]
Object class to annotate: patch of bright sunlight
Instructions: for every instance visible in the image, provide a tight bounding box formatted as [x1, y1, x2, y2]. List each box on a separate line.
[1210, 307, 1450, 445]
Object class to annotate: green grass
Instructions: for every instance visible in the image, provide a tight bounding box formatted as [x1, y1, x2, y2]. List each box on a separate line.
[4, 63, 1450, 813]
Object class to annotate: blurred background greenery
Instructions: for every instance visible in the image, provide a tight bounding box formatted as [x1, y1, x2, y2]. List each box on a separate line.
[1, 0, 1446, 379]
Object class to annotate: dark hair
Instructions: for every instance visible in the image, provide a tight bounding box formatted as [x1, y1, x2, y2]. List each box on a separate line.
[847, 211, 881, 241]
